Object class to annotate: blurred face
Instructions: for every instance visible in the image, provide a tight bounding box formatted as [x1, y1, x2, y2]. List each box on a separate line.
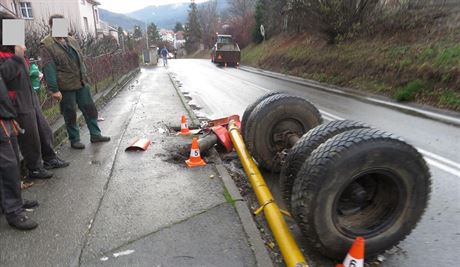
[56, 37, 66, 45]
[14, 45, 27, 57]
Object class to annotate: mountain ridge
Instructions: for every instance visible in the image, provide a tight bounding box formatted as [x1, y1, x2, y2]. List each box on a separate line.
[100, 1, 229, 31]
[99, 9, 145, 31]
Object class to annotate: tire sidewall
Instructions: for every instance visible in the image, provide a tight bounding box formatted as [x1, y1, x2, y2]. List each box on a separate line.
[242, 91, 281, 140]
[280, 121, 370, 209]
[249, 97, 322, 171]
[301, 142, 429, 258]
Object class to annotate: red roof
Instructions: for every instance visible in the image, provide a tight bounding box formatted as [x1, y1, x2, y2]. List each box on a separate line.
[175, 31, 185, 40]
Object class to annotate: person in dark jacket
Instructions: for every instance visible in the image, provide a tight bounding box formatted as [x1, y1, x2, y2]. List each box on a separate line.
[0, 67, 39, 230]
[160, 46, 169, 66]
[40, 14, 110, 149]
[0, 43, 69, 180]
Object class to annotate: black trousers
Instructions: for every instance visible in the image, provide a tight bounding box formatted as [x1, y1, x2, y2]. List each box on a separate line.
[16, 106, 56, 170]
[0, 120, 23, 217]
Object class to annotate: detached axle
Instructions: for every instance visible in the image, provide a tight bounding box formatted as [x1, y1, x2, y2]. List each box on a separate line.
[194, 92, 430, 264]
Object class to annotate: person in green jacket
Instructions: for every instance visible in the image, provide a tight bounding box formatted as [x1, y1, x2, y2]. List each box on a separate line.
[40, 14, 110, 149]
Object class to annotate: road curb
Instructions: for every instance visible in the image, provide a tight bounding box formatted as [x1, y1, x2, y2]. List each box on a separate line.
[168, 72, 201, 128]
[215, 164, 274, 267]
[240, 66, 460, 128]
[169, 71, 272, 267]
[50, 68, 141, 147]
[169, 76, 274, 266]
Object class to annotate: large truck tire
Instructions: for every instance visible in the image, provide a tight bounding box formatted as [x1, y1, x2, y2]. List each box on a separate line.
[245, 94, 322, 172]
[241, 91, 282, 140]
[291, 128, 431, 259]
[280, 120, 371, 211]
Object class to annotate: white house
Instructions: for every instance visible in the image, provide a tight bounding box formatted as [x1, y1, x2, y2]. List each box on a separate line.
[5, 0, 102, 36]
[159, 29, 174, 43]
[174, 30, 185, 49]
[0, 0, 18, 18]
[97, 20, 118, 42]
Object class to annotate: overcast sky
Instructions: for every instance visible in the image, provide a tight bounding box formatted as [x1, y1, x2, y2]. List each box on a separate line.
[99, 0, 208, 14]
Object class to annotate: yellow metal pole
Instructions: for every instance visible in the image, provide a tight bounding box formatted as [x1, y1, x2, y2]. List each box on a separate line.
[228, 121, 308, 267]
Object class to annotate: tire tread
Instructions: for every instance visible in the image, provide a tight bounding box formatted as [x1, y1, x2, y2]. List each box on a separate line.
[280, 120, 371, 210]
[291, 128, 431, 258]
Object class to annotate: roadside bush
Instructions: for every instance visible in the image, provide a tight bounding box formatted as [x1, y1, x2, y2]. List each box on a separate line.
[285, 0, 384, 43]
[435, 45, 460, 67]
[76, 34, 119, 57]
[25, 20, 49, 60]
[439, 90, 460, 109]
[25, 19, 120, 59]
[394, 80, 424, 101]
[357, 6, 452, 40]
[225, 14, 256, 48]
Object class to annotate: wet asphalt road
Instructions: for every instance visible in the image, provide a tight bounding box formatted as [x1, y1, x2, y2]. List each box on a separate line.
[168, 59, 460, 266]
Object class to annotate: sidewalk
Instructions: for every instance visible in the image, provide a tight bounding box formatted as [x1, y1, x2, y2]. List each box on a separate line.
[0, 68, 257, 267]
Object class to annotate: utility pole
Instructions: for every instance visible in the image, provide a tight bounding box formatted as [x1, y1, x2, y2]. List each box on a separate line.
[121, 33, 125, 52]
[145, 23, 149, 49]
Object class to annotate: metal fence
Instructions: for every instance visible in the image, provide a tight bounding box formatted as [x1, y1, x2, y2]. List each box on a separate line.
[84, 51, 140, 93]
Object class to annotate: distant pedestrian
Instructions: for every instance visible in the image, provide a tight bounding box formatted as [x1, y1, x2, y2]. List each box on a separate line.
[0, 43, 70, 179]
[40, 14, 110, 149]
[160, 46, 169, 66]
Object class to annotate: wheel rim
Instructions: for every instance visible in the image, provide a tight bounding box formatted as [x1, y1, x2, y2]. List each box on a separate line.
[332, 169, 406, 238]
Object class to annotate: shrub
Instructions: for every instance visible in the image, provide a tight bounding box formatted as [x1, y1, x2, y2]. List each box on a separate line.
[439, 90, 460, 109]
[285, 0, 384, 43]
[394, 80, 424, 101]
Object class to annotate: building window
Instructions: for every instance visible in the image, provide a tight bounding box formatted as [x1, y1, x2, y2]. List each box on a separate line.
[83, 17, 89, 33]
[20, 2, 33, 19]
[81, 0, 86, 5]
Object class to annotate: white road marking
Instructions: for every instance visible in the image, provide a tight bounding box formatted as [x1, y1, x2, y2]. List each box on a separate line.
[319, 109, 345, 121]
[113, 250, 135, 258]
[318, 110, 460, 178]
[425, 158, 460, 178]
[242, 80, 271, 93]
[418, 148, 460, 170]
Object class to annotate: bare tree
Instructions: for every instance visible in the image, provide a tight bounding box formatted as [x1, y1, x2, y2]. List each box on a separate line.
[228, 0, 257, 18]
[185, 1, 202, 53]
[226, 0, 257, 47]
[25, 19, 50, 60]
[253, 0, 287, 40]
[199, 0, 220, 49]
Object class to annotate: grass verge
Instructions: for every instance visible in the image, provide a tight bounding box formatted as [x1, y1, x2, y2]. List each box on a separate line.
[241, 8, 460, 112]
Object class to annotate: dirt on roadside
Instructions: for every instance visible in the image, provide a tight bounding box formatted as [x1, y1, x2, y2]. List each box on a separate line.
[220, 152, 285, 266]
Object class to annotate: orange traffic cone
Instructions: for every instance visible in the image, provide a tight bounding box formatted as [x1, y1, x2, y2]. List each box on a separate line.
[336, 237, 365, 267]
[186, 138, 206, 168]
[179, 115, 191, 136]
